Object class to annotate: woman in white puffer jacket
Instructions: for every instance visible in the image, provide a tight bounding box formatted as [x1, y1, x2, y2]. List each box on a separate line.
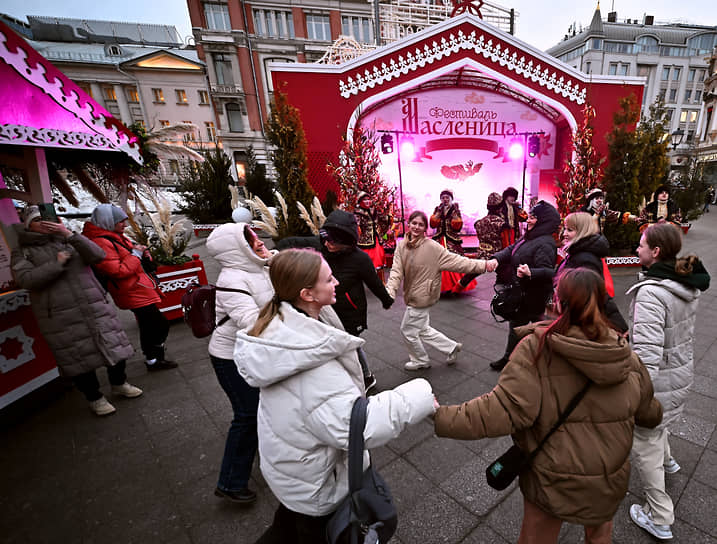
[206, 222, 275, 505]
[234, 249, 436, 542]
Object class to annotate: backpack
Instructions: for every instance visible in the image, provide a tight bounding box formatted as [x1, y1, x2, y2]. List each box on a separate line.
[181, 283, 250, 338]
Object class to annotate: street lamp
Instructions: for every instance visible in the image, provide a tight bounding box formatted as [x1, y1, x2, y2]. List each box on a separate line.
[379, 130, 411, 235]
[670, 128, 684, 151]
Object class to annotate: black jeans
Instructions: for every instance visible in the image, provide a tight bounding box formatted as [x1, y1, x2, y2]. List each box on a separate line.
[72, 360, 127, 401]
[210, 355, 259, 492]
[131, 304, 169, 361]
[255, 503, 334, 544]
[502, 313, 544, 360]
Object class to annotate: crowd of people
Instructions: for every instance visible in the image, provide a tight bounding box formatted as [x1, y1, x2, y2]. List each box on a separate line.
[10, 185, 711, 543]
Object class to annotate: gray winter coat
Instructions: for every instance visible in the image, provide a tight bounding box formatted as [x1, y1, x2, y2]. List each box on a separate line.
[11, 227, 134, 377]
[627, 274, 700, 428]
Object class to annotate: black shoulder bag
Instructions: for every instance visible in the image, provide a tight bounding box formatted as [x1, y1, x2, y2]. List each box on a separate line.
[486, 380, 591, 490]
[326, 397, 397, 544]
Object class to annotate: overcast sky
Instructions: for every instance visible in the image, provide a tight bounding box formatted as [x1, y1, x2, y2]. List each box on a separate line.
[1, 0, 714, 51]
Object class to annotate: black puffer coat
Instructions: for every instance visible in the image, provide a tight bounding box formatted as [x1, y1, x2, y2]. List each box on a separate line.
[556, 234, 628, 332]
[11, 227, 134, 377]
[493, 201, 560, 317]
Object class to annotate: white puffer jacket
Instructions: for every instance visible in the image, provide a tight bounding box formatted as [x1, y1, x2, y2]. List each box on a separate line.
[234, 303, 435, 516]
[207, 223, 274, 359]
[628, 275, 700, 428]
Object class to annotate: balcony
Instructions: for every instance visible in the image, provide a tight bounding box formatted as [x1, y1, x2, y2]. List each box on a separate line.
[210, 84, 243, 96]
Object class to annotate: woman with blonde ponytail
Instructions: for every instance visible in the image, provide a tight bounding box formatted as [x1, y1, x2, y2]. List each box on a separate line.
[235, 249, 436, 543]
[627, 222, 710, 540]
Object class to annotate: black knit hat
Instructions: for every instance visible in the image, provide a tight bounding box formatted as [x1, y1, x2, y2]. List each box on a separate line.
[502, 187, 519, 200]
[654, 185, 671, 198]
[321, 210, 358, 245]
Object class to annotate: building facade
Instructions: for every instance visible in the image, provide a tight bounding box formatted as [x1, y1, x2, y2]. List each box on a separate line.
[3, 15, 218, 184]
[186, 0, 516, 181]
[546, 6, 717, 167]
[696, 46, 717, 186]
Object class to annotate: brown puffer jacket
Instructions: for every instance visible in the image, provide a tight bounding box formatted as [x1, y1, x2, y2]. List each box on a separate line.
[434, 323, 661, 526]
[11, 227, 134, 377]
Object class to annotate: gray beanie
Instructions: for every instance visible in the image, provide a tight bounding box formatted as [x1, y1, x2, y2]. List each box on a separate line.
[90, 204, 128, 231]
[23, 205, 41, 228]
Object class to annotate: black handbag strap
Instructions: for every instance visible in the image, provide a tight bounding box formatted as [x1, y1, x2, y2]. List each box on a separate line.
[348, 396, 369, 494]
[527, 380, 591, 462]
[215, 287, 251, 328]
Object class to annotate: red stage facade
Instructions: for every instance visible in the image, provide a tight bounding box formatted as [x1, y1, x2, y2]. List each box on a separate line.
[270, 13, 644, 228]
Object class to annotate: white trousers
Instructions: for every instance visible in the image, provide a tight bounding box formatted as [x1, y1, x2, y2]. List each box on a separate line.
[400, 306, 458, 364]
[631, 426, 674, 525]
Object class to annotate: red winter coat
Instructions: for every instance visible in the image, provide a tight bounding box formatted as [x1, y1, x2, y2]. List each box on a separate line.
[82, 222, 161, 310]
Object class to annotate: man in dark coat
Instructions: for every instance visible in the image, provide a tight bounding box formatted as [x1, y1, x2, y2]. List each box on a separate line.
[276, 210, 394, 391]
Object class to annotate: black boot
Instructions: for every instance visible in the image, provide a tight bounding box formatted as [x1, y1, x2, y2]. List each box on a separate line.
[490, 356, 509, 371]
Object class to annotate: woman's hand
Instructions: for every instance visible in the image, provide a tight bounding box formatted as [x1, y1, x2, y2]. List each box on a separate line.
[42, 221, 72, 238]
[56, 250, 72, 264]
[486, 259, 499, 272]
[517, 263, 531, 278]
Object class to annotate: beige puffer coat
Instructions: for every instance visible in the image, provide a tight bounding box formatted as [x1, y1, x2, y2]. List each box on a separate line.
[435, 323, 662, 526]
[11, 227, 134, 377]
[386, 234, 486, 308]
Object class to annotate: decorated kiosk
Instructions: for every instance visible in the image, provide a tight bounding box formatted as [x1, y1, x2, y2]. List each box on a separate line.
[269, 7, 645, 240]
[0, 20, 142, 409]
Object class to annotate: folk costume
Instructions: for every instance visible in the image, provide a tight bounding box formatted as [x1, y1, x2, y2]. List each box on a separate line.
[499, 187, 528, 248]
[354, 191, 385, 269]
[430, 189, 476, 293]
[636, 185, 682, 233]
[580, 188, 634, 233]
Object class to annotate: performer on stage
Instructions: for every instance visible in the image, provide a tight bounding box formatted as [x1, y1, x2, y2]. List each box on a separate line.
[453, 192, 505, 293]
[581, 188, 635, 233]
[430, 189, 476, 294]
[354, 191, 386, 269]
[636, 185, 682, 233]
[499, 187, 528, 248]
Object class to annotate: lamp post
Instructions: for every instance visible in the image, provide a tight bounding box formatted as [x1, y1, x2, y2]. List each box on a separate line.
[509, 131, 544, 208]
[379, 130, 413, 235]
[670, 128, 684, 151]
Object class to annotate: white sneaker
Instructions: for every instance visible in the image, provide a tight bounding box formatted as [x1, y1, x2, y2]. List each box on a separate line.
[446, 343, 462, 364]
[404, 361, 431, 371]
[89, 397, 116, 416]
[664, 457, 681, 474]
[111, 383, 143, 398]
[629, 504, 673, 540]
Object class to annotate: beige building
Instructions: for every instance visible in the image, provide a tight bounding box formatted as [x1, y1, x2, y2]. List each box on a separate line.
[4, 15, 218, 184]
[697, 46, 717, 185]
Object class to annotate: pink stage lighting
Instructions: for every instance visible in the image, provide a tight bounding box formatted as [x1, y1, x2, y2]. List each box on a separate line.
[400, 136, 415, 160]
[508, 137, 524, 160]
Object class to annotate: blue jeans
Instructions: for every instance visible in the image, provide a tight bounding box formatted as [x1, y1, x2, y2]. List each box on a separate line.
[210, 355, 259, 492]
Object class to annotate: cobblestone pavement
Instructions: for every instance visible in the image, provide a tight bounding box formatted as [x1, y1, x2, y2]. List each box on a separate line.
[2, 212, 717, 543]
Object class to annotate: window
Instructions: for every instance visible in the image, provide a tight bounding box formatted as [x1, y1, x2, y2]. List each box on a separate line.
[205, 121, 216, 141]
[658, 89, 666, 102]
[183, 123, 196, 141]
[687, 33, 717, 55]
[126, 88, 139, 103]
[680, 110, 688, 122]
[619, 64, 628, 76]
[159, 120, 170, 127]
[699, 69, 706, 81]
[584, 61, 591, 74]
[665, 109, 674, 122]
[591, 38, 602, 50]
[213, 53, 234, 86]
[672, 67, 681, 81]
[669, 88, 677, 103]
[253, 9, 294, 38]
[637, 65, 650, 77]
[168, 160, 181, 177]
[103, 87, 117, 101]
[341, 15, 373, 43]
[635, 35, 659, 54]
[689, 111, 698, 123]
[78, 83, 93, 98]
[175, 89, 188, 104]
[688, 68, 696, 82]
[152, 88, 165, 103]
[662, 67, 670, 81]
[608, 63, 618, 75]
[306, 14, 331, 41]
[226, 103, 244, 132]
[204, 3, 231, 31]
[198, 90, 209, 105]
[695, 90, 702, 102]
[685, 89, 693, 102]
[687, 130, 694, 143]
